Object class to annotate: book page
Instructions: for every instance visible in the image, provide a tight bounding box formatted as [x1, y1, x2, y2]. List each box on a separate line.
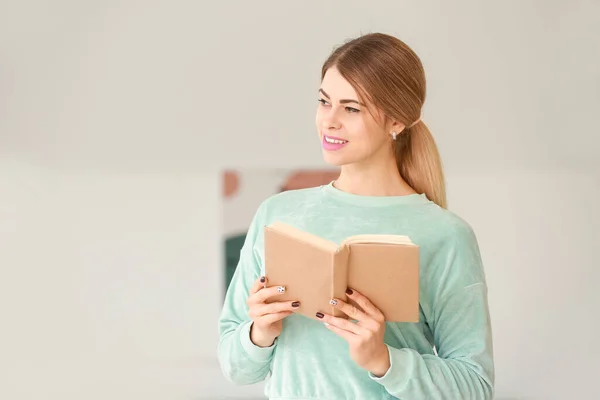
[341, 234, 414, 247]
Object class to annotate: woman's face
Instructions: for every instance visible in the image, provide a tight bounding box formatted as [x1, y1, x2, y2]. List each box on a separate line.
[315, 66, 399, 167]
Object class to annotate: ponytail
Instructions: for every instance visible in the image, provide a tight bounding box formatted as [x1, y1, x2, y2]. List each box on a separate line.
[394, 121, 447, 209]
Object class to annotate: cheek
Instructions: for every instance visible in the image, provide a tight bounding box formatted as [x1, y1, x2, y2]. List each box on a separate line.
[350, 123, 387, 153]
[347, 120, 371, 142]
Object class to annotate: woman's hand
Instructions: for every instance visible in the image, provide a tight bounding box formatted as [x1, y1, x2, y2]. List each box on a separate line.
[316, 288, 391, 377]
[247, 276, 300, 348]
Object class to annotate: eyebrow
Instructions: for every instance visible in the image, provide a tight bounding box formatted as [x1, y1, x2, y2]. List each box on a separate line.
[318, 89, 365, 106]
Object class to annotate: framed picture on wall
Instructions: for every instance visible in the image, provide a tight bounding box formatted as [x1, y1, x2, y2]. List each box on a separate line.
[221, 168, 340, 296]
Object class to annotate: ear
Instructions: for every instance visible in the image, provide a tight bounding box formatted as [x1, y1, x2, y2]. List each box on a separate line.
[390, 119, 406, 134]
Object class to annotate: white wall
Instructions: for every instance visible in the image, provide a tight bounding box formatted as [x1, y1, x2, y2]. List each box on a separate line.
[1, 1, 599, 399]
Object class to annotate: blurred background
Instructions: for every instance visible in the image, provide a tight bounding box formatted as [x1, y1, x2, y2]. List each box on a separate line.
[1, 1, 598, 399]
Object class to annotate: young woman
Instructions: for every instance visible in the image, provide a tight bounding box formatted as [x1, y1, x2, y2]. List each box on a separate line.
[218, 32, 494, 400]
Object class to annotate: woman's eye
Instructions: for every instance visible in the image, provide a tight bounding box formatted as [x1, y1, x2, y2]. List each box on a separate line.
[317, 98, 359, 114]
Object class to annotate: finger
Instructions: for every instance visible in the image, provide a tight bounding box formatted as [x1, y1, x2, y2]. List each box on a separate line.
[253, 300, 300, 317]
[253, 284, 287, 304]
[317, 312, 365, 336]
[260, 310, 293, 325]
[346, 288, 385, 321]
[329, 297, 371, 324]
[324, 321, 356, 342]
[249, 276, 267, 296]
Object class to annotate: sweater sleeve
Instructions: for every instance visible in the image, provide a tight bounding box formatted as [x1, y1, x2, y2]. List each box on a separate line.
[369, 221, 495, 400]
[217, 202, 276, 385]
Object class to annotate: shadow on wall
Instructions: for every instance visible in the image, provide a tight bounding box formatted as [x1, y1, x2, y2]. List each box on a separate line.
[222, 169, 340, 295]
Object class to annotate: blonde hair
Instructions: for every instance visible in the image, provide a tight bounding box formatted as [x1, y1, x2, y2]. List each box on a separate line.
[320, 32, 447, 209]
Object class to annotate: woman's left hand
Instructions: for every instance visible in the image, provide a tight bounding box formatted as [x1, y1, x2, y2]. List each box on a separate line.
[317, 288, 391, 377]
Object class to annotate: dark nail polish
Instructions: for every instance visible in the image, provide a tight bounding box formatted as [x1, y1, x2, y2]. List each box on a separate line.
[316, 312, 324, 319]
[260, 276, 266, 283]
[292, 301, 300, 307]
[346, 288, 353, 295]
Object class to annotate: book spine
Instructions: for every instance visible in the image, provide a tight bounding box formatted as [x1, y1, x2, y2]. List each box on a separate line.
[332, 247, 350, 318]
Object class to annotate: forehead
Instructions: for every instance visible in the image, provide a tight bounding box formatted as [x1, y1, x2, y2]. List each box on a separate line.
[321, 67, 360, 99]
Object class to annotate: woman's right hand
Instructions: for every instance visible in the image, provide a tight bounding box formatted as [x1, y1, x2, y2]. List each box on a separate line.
[247, 276, 299, 347]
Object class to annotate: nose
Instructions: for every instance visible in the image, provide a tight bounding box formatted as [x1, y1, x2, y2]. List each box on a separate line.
[320, 107, 342, 130]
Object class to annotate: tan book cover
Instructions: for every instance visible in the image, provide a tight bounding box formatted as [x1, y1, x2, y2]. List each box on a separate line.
[263, 221, 419, 323]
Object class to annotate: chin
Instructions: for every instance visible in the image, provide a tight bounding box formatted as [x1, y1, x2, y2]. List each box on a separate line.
[321, 150, 356, 167]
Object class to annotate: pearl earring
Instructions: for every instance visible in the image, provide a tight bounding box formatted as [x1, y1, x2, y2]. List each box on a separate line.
[392, 131, 397, 140]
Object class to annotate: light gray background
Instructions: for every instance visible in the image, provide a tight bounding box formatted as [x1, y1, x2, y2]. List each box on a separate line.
[1, 1, 598, 399]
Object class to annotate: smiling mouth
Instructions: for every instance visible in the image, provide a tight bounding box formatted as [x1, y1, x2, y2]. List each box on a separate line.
[322, 134, 349, 151]
[323, 135, 348, 144]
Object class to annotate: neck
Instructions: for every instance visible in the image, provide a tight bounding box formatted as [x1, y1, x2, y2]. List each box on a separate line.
[334, 152, 417, 197]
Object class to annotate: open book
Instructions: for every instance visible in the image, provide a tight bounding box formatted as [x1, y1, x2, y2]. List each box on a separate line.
[263, 221, 419, 322]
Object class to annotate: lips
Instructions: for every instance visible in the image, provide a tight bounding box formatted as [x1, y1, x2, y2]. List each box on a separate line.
[322, 134, 349, 151]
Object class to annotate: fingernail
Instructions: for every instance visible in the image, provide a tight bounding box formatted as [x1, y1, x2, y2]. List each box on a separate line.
[324, 322, 330, 326]
[346, 288, 353, 295]
[316, 312, 324, 319]
[329, 299, 338, 306]
[260, 276, 266, 283]
[292, 301, 300, 307]
[277, 286, 285, 293]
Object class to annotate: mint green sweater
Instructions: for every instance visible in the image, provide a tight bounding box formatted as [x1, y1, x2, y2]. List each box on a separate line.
[218, 182, 494, 399]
